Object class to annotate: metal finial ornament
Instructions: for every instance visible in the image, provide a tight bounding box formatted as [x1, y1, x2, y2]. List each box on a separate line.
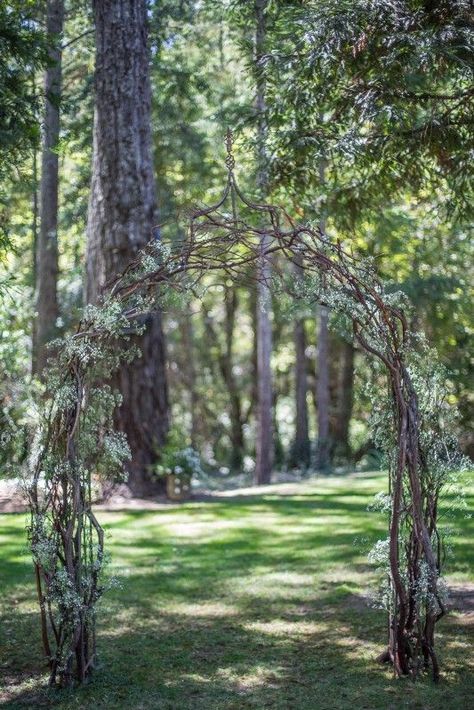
[225, 128, 235, 172]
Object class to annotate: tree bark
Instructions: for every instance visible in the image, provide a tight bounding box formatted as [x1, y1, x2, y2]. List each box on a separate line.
[224, 287, 245, 470]
[203, 287, 245, 470]
[32, 133, 39, 291]
[315, 305, 330, 470]
[182, 312, 199, 448]
[315, 157, 331, 470]
[332, 338, 354, 461]
[86, 0, 169, 496]
[254, 0, 273, 485]
[290, 258, 310, 467]
[255, 248, 273, 483]
[33, 0, 64, 376]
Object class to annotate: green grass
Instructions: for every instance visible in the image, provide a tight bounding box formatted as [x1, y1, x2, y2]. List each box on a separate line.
[0, 471, 472, 709]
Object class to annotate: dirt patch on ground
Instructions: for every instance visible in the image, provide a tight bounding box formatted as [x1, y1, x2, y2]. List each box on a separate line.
[448, 582, 474, 616]
[0, 471, 373, 513]
[0, 480, 175, 514]
[0, 480, 28, 513]
[0, 477, 321, 513]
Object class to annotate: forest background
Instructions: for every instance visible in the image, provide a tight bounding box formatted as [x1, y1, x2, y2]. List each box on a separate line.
[1, 0, 473, 495]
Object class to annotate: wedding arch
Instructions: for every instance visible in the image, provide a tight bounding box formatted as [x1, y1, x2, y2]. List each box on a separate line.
[28, 132, 458, 686]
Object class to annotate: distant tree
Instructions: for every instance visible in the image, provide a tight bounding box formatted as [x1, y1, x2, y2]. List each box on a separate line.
[259, 0, 473, 462]
[332, 337, 354, 461]
[315, 305, 330, 470]
[33, 0, 64, 375]
[254, 0, 274, 484]
[290, 258, 310, 468]
[203, 286, 246, 470]
[86, 0, 169, 496]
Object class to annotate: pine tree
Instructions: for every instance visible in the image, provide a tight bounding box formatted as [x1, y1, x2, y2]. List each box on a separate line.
[86, 0, 169, 495]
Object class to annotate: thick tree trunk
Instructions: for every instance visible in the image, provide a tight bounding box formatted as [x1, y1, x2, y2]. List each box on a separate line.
[332, 338, 354, 461]
[315, 305, 330, 470]
[254, 0, 273, 485]
[33, 0, 64, 376]
[86, 0, 169, 496]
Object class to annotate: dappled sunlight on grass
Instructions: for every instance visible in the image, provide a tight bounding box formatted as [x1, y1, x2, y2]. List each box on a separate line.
[243, 618, 323, 636]
[0, 471, 472, 709]
[169, 600, 238, 618]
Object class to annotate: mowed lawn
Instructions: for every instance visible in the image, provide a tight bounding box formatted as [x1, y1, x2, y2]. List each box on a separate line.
[0, 471, 472, 709]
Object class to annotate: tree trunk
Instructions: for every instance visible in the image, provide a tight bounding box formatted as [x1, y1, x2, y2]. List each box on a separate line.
[182, 312, 199, 448]
[225, 288, 245, 470]
[32, 0, 64, 376]
[203, 287, 245, 470]
[272, 385, 285, 469]
[86, 0, 169, 496]
[332, 338, 354, 461]
[315, 157, 331, 470]
[315, 305, 330, 470]
[229, 391, 245, 470]
[254, 0, 273, 485]
[32, 132, 39, 291]
[290, 257, 310, 468]
[255, 245, 273, 484]
[291, 316, 310, 467]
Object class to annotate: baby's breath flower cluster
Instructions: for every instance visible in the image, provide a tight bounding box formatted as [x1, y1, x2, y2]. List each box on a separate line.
[155, 438, 204, 482]
[282, 230, 465, 678]
[26, 276, 172, 687]
[25, 229, 199, 687]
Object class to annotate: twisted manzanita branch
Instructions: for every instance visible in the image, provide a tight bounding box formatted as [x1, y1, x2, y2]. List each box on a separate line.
[27, 149, 459, 685]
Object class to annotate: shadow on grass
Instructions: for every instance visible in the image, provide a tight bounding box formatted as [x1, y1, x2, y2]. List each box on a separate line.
[2, 592, 473, 710]
[1, 477, 473, 709]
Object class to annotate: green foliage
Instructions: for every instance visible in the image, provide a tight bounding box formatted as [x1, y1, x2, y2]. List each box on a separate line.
[0, 285, 37, 475]
[0, 3, 48, 254]
[1, 0, 471, 477]
[0, 0, 470, 693]
[265, 0, 474, 220]
[154, 430, 204, 482]
[25, 287, 154, 682]
[367, 344, 471, 613]
[0, 3, 48, 177]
